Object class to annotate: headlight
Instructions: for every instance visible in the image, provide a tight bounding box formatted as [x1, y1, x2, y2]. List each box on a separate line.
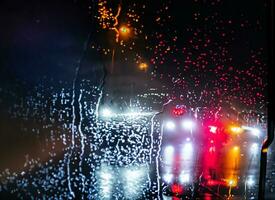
[101, 108, 113, 118]
[165, 121, 176, 130]
[181, 119, 195, 131]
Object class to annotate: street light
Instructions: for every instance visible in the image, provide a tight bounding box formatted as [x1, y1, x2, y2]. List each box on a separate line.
[138, 62, 148, 71]
[119, 25, 130, 38]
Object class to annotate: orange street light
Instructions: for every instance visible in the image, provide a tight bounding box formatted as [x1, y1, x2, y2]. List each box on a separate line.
[138, 62, 148, 71]
[119, 25, 130, 36]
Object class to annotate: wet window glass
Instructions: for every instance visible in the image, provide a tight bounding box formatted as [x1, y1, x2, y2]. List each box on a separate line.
[0, 0, 274, 199]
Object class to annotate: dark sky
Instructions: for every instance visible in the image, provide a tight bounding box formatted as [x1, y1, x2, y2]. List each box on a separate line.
[0, 0, 267, 80]
[0, 0, 269, 111]
[0, 0, 93, 82]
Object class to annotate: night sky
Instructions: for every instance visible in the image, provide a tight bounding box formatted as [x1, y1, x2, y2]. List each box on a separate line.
[0, 0, 268, 108]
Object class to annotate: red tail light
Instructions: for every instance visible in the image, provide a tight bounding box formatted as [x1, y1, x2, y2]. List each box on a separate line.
[171, 183, 184, 194]
[172, 107, 185, 116]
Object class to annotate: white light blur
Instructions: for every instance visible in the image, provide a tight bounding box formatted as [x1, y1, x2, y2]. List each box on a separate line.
[163, 196, 173, 200]
[101, 108, 113, 118]
[246, 176, 255, 187]
[164, 146, 174, 165]
[98, 166, 113, 199]
[250, 143, 259, 155]
[124, 168, 144, 180]
[165, 121, 176, 131]
[179, 171, 190, 183]
[181, 119, 195, 131]
[251, 128, 260, 136]
[119, 110, 153, 118]
[209, 125, 217, 134]
[163, 173, 173, 183]
[100, 171, 112, 181]
[182, 142, 193, 161]
[242, 126, 261, 137]
[100, 107, 154, 120]
[123, 166, 147, 199]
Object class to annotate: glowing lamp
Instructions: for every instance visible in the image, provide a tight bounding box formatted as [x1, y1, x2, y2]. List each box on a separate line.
[119, 26, 130, 36]
[138, 62, 148, 71]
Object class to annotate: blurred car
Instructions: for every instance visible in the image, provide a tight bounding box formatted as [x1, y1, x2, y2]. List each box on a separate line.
[160, 104, 264, 198]
[160, 105, 201, 198]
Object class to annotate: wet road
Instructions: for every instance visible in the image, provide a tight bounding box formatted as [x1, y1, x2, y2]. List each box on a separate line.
[0, 81, 273, 199]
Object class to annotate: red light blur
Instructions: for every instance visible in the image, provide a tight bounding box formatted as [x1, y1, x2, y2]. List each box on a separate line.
[201, 119, 230, 183]
[172, 107, 185, 116]
[206, 179, 227, 186]
[171, 183, 183, 194]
